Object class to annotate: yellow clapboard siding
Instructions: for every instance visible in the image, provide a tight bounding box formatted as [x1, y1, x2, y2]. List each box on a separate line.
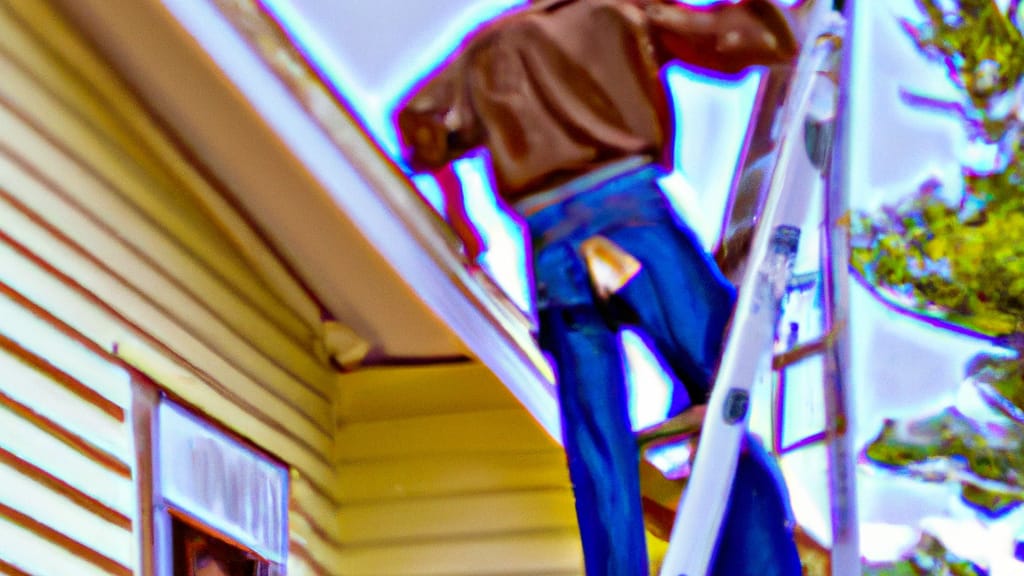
[0, 0, 324, 347]
[114, 334, 339, 502]
[337, 489, 577, 545]
[288, 542, 338, 576]
[289, 510, 340, 556]
[0, 5, 307, 346]
[336, 409, 558, 463]
[337, 452, 570, 504]
[290, 474, 346, 566]
[291, 477, 344, 547]
[0, 14, 328, 393]
[0, 12, 183, 219]
[0, 3, 345, 574]
[335, 370, 574, 572]
[338, 530, 583, 575]
[0, 154, 331, 433]
[0, 289, 130, 410]
[289, 510, 345, 571]
[0, 462, 134, 569]
[0, 245, 339, 503]
[0, 206, 333, 454]
[0, 348, 129, 459]
[0, 516, 111, 576]
[0, 108, 332, 423]
[337, 363, 521, 424]
[0, 407, 134, 517]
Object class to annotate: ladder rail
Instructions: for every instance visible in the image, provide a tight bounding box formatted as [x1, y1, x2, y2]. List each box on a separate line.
[658, 8, 847, 575]
[821, 1, 858, 571]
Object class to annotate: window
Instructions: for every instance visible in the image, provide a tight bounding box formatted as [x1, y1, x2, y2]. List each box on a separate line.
[133, 382, 289, 575]
[172, 517, 268, 576]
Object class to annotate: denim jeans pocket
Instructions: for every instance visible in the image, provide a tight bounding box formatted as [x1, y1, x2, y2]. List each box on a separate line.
[534, 241, 594, 310]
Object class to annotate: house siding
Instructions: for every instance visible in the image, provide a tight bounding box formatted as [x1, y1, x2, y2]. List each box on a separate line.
[0, 0, 593, 574]
[0, 1, 342, 573]
[335, 363, 583, 575]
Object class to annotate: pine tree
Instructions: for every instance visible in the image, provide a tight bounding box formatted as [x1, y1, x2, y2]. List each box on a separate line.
[852, 0, 1024, 424]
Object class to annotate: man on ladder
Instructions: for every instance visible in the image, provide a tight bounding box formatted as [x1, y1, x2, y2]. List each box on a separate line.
[396, 1, 814, 573]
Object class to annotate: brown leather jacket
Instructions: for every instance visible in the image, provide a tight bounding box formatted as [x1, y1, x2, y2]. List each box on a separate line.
[397, 0, 798, 201]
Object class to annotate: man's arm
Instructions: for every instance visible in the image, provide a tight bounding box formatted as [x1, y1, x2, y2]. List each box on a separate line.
[644, 0, 800, 74]
[397, 56, 487, 264]
[433, 163, 487, 265]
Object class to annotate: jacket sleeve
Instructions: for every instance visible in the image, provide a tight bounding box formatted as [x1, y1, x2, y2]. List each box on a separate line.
[644, 0, 799, 75]
[396, 55, 483, 172]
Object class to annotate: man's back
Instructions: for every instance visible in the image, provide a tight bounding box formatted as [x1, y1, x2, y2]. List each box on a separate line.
[398, 0, 798, 200]
[399, 0, 673, 199]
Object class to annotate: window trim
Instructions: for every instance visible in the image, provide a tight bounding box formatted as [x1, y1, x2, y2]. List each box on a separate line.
[131, 375, 289, 575]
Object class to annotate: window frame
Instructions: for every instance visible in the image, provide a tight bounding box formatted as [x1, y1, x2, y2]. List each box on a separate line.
[130, 376, 289, 576]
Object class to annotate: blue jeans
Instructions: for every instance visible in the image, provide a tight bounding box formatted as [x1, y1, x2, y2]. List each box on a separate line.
[526, 164, 800, 576]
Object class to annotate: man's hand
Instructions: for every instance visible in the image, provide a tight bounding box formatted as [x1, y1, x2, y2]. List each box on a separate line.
[396, 59, 483, 172]
[712, 0, 800, 67]
[647, 0, 801, 74]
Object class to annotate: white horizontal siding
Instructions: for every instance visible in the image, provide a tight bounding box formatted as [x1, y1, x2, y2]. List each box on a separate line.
[0, 516, 112, 576]
[0, 271, 135, 575]
[0, 0, 332, 398]
[0, 109, 332, 439]
[0, 349, 128, 458]
[0, 1, 323, 351]
[0, 372, 134, 519]
[0, 182, 339, 504]
[0, 289, 130, 410]
[0, 463, 134, 568]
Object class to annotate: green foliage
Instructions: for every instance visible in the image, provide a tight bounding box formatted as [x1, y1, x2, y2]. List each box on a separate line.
[968, 352, 1024, 422]
[862, 534, 988, 576]
[851, 171, 1024, 336]
[907, 0, 1024, 134]
[855, 5, 1024, 559]
[852, 0, 1024, 338]
[864, 408, 1024, 515]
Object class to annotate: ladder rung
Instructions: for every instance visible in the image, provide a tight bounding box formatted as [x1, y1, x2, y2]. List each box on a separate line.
[772, 338, 827, 369]
[772, 320, 845, 370]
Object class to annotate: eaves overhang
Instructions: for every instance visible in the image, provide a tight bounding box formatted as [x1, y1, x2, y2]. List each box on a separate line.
[52, 0, 561, 441]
